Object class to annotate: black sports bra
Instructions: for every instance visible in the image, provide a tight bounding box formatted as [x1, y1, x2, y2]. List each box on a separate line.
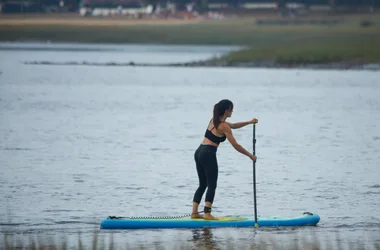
[204, 119, 226, 145]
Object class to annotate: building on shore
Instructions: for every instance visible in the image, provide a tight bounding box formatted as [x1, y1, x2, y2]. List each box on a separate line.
[78, 0, 151, 16]
[0, 0, 80, 12]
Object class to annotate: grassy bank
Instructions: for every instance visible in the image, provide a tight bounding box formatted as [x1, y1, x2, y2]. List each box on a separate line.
[216, 32, 380, 65]
[1, 13, 380, 65]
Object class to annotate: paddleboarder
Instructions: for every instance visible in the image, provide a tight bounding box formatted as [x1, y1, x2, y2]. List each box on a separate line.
[191, 99, 258, 220]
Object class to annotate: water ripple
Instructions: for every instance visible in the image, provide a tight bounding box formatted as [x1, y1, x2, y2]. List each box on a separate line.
[42, 209, 85, 213]
[1, 147, 32, 151]
[115, 187, 147, 190]
[150, 148, 170, 151]
[54, 221, 98, 225]
[335, 222, 380, 229]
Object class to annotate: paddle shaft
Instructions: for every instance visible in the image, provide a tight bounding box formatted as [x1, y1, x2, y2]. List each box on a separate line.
[253, 124, 258, 227]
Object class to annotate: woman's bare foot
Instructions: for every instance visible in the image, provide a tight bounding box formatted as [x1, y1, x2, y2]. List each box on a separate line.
[191, 213, 204, 219]
[204, 213, 219, 220]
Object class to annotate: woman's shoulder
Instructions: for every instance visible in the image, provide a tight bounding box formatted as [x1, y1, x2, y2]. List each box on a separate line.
[218, 122, 230, 131]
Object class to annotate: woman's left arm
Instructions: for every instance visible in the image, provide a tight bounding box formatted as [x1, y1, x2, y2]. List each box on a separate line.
[226, 118, 258, 129]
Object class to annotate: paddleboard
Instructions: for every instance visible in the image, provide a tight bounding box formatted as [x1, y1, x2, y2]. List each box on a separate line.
[100, 212, 320, 229]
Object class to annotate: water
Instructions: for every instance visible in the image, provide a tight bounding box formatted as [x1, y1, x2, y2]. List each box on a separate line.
[0, 42, 380, 249]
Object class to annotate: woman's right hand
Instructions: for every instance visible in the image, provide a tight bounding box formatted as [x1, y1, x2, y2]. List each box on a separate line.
[250, 118, 259, 124]
[249, 154, 257, 162]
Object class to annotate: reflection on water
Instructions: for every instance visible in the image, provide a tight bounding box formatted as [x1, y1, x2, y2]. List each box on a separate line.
[192, 228, 219, 249]
[192, 228, 209, 248]
[190, 227, 259, 250]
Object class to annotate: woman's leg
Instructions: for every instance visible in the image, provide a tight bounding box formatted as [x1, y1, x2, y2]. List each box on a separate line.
[192, 147, 207, 219]
[202, 150, 219, 220]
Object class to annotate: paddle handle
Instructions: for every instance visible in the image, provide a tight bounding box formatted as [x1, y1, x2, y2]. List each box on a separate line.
[253, 124, 258, 227]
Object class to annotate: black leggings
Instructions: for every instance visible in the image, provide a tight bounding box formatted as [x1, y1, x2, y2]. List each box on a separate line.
[193, 144, 218, 204]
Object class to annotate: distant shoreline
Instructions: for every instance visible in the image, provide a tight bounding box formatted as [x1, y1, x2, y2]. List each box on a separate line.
[1, 13, 379, 69]
[0, 14, 201, 26]
[173, 59, 380, 70]
[23, 60, 380, 70]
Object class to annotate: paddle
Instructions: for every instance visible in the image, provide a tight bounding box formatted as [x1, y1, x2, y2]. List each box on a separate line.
[253, 124, 258, 228]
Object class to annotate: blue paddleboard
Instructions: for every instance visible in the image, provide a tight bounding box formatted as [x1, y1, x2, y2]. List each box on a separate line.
[100, 212, 320, 229]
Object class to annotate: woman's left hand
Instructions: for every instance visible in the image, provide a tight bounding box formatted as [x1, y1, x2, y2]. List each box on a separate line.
[250, 118, 258, 124]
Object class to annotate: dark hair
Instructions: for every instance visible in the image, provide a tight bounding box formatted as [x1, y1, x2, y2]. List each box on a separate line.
[213, 99, 233, 129]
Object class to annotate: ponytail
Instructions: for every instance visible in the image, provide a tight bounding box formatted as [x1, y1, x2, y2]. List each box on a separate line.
[213, 103, 221, 129]
[213, 99, 234, 129]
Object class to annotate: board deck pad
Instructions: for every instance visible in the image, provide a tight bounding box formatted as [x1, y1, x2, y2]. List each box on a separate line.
[100, 213, 320, 229]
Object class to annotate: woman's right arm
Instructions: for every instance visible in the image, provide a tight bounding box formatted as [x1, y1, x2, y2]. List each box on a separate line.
[219, 123, 256, 161]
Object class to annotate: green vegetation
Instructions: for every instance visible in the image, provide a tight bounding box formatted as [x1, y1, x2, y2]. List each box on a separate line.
[218, 33, 380, 64]
[0, 14, 379, 65]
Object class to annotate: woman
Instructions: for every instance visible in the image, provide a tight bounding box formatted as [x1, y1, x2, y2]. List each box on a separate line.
[191, 99, 258, 220]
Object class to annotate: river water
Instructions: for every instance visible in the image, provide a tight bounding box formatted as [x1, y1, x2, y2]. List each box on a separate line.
[0, 42, 379, 249]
